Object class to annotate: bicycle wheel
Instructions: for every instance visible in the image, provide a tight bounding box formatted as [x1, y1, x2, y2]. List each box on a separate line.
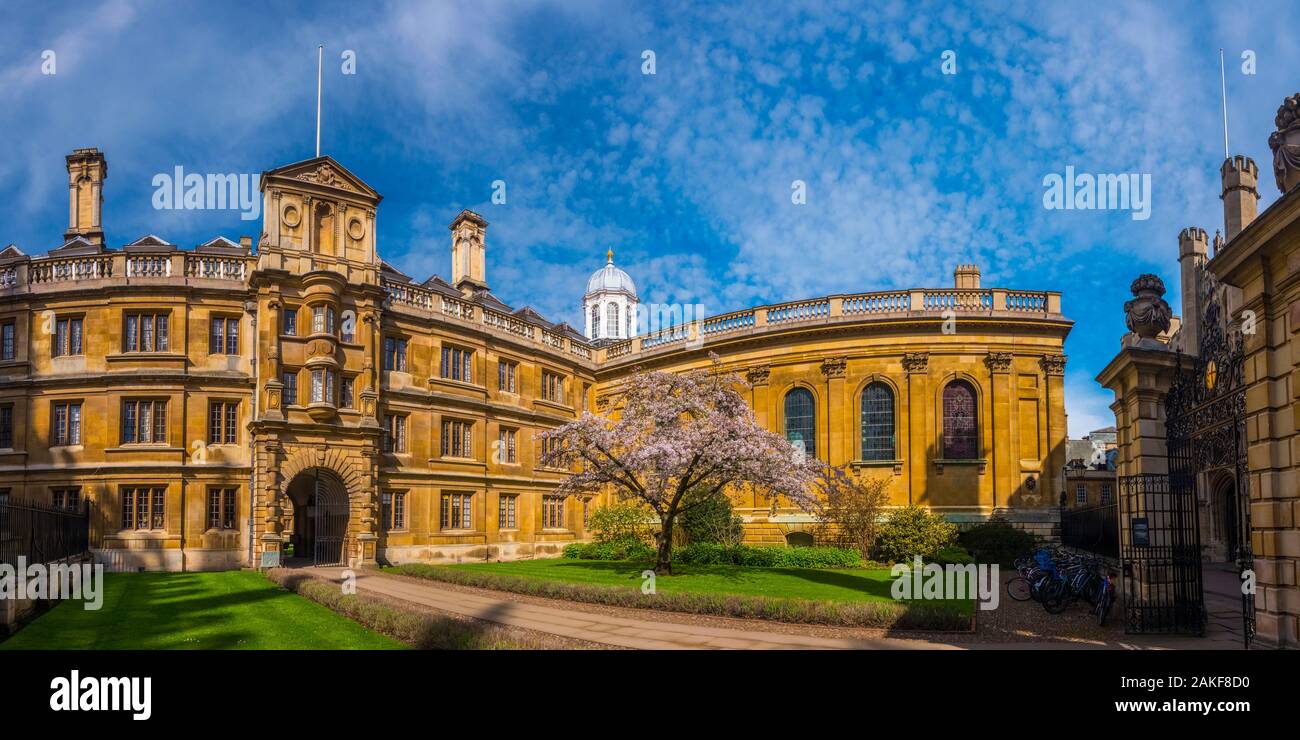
[1097, 589, 1114, 626]
[1007, 577, 1033, 601]
[1041, 580, 1069, 614]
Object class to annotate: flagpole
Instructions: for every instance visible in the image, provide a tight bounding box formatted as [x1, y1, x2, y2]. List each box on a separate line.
[1219, 48, 1229, 160]
[316, 45, 323, 157]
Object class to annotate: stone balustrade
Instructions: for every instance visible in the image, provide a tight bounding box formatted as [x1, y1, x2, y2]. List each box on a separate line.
[599, 286, 1063, 366]
[0, 251, 257, 292]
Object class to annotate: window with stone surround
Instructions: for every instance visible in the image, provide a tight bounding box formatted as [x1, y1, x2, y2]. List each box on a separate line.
[783, 387, 816, 460]
[122, 399, 167, 444]
[941, 380, 979, 460]
[207, 487, 237, 530]
[122, 486, 166, 530]
[860, 382, 895, 461]
[124, 312, 169, 353]
[441, 492, 472, 530]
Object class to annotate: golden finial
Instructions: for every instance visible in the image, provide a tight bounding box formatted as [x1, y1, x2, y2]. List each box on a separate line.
[606, 248, 614, 264]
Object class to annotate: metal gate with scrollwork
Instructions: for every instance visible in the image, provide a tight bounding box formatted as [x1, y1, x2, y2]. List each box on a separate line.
[1156, 269, 1254, 647]
[311, 471, 349, 567]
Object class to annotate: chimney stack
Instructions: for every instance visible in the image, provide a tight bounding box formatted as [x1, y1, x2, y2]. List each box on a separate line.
[1177, 227, 1209, 353]
[953, 263, 981, 290]
[1220, 155, 1259, 242]
[65, 148, 107, 245]
[449, 209, 489, 296]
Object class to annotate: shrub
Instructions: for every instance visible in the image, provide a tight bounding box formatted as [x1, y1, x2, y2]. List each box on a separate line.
[811, 466, 891, 560]
[678, 491, 744, 546]
[929, 545, 975, 565]
[873, 506, 958, 563]
[587, 504, 652, 545]
[673, 543, 863, 569]
[958, 516, 1040, 566]
[562, 540, 655, 561]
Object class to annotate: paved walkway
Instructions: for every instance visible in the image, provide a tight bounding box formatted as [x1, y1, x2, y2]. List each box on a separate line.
[288, 566, 1249, 650]
[301, 566, 958, 650]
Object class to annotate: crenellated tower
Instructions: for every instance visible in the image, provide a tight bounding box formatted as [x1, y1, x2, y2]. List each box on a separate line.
[1220, 155, 1260, 242]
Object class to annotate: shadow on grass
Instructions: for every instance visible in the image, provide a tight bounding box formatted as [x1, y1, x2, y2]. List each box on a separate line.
[3, 572, 386, 650]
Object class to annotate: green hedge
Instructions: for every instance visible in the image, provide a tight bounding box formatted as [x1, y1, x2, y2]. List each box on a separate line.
[563, 541, 863, 568]
[563, 540, 656, 561]
[928, 545, 975, 565]
[673, 543, 863, 569]
[958, 517, 1039, 566]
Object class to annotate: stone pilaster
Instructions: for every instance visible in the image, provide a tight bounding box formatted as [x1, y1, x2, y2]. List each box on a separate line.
[904, 352, 929, 505]
[821, 357, 847, 466]
[985, 352, 1013, 509]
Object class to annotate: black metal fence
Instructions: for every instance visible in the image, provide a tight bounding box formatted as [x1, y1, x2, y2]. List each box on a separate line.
[0, 498, 90, 566]
[1061, 501, 1119, 560]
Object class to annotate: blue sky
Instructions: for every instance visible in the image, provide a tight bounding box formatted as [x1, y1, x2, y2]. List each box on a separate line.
[1, 0, 1296, 436]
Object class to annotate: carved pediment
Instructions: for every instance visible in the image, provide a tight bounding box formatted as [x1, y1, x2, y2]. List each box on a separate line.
[297, 164, 357, 192]
[262, 156, 381, 202]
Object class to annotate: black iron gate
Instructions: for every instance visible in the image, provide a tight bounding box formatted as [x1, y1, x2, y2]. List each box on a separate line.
[1119, 474, 1204, 635]
[311, 471, 349, 567]
[1158, 269, 1254, 647]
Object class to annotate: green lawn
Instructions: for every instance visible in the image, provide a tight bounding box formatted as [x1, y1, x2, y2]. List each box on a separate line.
[435, 559, 970, 613]
[0, 571, 405, 650]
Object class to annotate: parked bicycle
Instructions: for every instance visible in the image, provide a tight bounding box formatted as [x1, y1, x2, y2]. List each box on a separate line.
[1006, 547, 1116, 625]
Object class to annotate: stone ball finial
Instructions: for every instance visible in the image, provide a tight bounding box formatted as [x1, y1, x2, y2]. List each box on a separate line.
[1124, 274, 1172, 340]
[1268, 92, 1300, 194]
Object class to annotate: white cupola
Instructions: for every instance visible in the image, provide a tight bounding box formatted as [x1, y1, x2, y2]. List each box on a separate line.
[583, 248, 638, 342]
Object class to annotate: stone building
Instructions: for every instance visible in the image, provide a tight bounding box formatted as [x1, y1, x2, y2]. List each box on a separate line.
[0, 148, 1072, 570]
[1098, 91, 1300, 648]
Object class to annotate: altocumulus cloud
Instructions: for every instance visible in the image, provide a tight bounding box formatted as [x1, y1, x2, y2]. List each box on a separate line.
[0, 0, 1294, 435]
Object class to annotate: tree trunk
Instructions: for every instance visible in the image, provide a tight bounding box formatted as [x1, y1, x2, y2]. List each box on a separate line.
[655, 515, 675, 575]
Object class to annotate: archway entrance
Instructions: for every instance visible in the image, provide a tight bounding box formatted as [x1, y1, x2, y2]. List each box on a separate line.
[285, 468, 350, 567]
[1209, 471, 1240, 563]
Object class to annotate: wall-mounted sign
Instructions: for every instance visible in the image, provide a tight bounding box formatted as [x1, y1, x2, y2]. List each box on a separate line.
[1131, 517, 1149, 547]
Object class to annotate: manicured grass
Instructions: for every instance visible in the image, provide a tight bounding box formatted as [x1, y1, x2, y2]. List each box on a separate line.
[435, 558, 971, 615]
[1, 571, 406, 650]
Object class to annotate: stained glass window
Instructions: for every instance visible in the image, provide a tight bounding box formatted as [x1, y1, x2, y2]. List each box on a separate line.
[941, 380, 978, 459]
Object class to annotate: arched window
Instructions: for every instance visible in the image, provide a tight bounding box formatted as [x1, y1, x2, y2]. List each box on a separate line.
[860, 382, 895, 461]
[783, 388, 816, 460]
[942, 380, 978, 459]
[590, 304, 600, 338]
[607, 303, 620, 339]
